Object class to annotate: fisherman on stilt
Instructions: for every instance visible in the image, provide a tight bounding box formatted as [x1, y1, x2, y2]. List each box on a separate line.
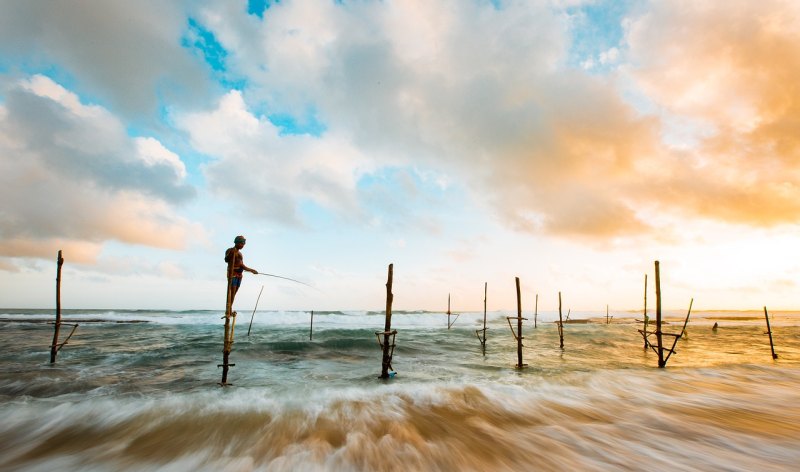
[225, 235, 258, 309]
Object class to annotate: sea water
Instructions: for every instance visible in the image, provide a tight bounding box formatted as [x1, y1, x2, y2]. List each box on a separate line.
[1, 308, 799, 471]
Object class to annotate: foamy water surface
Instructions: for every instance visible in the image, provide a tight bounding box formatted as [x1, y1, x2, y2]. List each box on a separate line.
[1, 308, 799, 471]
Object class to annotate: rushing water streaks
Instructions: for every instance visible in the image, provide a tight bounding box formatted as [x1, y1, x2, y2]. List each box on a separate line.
[1, 308, 799, 471]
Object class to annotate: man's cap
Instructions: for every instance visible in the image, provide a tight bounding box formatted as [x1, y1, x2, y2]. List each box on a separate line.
[234, 235, 246, 244]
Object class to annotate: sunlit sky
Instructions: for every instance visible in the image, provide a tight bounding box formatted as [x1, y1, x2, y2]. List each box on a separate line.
[1, 0, 799, 312]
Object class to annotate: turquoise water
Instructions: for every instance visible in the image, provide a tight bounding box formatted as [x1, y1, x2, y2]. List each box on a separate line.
[1, 308, 799, 471]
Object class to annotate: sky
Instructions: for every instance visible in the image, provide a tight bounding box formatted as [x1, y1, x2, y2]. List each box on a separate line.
[1, 0, 799, 312]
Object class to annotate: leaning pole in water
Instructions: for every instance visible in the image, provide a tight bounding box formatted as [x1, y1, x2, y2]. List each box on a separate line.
[220, 247, 237, 385]
[764, 306, 778, 360]
[377, 263, 397, 378]
[49, 250, 64, 364]
[49, 250, 78, 364]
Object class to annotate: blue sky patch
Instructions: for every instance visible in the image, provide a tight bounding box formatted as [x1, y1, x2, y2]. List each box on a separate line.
[567, 0, 633, 72]
[268, 110, 327, 137]
[248, 0, 279, 18]
[183, 18, 228, 73]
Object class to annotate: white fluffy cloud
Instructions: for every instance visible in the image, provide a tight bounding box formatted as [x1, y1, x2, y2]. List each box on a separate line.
[0, 76, 201, 264]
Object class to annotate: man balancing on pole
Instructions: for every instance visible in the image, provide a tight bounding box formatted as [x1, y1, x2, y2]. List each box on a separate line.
[225, 235, 258, 307]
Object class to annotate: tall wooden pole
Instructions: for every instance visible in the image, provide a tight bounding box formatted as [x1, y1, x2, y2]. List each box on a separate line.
[310, 310, 314, 341]
[558, 291, 564, 349]
[655, 261, 665, 368]
[515, 277, 524, 368]
[447, 293, 451, 329]
[50, 250, 64, 364]
[764, 307, 778, 360]
[220, 247, 237, 385]
[534, 293, 538, 328]
[643, 274, 649, 349]
[380, 264, 394, 378]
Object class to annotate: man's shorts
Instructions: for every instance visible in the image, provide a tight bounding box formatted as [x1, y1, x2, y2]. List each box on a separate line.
[230, 277, 242, 288]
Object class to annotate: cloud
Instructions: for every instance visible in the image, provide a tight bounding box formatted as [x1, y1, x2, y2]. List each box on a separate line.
[183, 0, 800, 239]
[0, 0, 214, 120]
[623, 0, 800, 226]
[176, 90, 368, 226]
[0, 76, 202, 265]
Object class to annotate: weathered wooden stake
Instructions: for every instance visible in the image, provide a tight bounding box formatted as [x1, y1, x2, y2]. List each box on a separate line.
[534, 293, 538, 328]
[219, 247, 237, 386]
[557, 291, 564, 349]
[247, 285, 264, 336]
[515, 277, 524, 368]
[447, 293, 460, 329]
[764, 306, 778, 360]
[643, 274, 649, 349]
[447, 293, 451, 329]
[475, 282, 488, 353]
[655, 261, 665, 368]
[377, 264, 397, 378]
[50, 250, 64, 364]
[679, 298, 693, 338]
[606, 304, 610, 324]
[309, 310, 314, 341]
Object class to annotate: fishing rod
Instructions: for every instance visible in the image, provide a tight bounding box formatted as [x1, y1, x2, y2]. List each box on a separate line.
[253, 271, 316, 289]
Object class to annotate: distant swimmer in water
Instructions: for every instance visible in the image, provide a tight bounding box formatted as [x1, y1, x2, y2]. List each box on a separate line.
[225, 235, 258, 307]
[712, 322, 719, 331]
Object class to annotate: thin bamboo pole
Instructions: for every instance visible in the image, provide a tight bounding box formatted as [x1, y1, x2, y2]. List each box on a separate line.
[310, 310, 314, 341]
[606, 304, 610, 324]
[643, 274, 649, 349]
[655, 261, 665, 368]
[764, 306, 778, 360]
[534, 293, 538, 328]
[475, 282, 488, 352]
[380, 264, 395, 378]
[515, 277, 524, 368]
[447, 293, 451, 329]
[247, 285, 264, 336]
[557, 291, 564, 349]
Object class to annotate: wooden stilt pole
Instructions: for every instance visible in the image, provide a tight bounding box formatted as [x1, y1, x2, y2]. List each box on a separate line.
[655, 261, 665, 368]
[310, 310, 314, 341]
[643, 274, 649, 349]
[475, 282, 488, 353]
[219, 247, 238, 386]
[764, 306, 778, 360]
[447, 293, 460, 329]
[50, 250, 64, 364]
[447, 293, 451, 329]
[606, 304, 610, 324]
[378, 264, 396, 378]
[515, 277, 524, 368]
[557, 291, 564, 349]
[534, 293, 538, 328]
